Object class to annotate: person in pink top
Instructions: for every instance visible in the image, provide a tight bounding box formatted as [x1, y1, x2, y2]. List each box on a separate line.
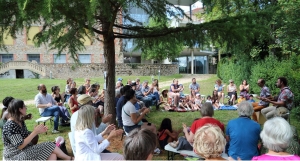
[252, 117, 300, 160]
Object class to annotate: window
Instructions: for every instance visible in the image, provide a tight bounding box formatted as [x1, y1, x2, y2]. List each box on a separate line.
[2, 29, 14, 45]
[0, 54, 13, 63]
[53, 54, 66, 63]
[78, 54, 91, 63]
[27, 27, 40, 45]
[27, 54, 40, 63]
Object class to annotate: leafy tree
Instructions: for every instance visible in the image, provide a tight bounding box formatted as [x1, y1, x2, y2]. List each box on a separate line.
[133, 17, 184, 74]
[0, 0, 279, 123]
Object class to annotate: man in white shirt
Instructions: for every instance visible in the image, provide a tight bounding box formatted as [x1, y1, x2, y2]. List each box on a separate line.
[35, 84, 69, 133]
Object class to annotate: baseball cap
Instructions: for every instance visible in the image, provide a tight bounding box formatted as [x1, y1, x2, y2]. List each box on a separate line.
[118, 78, 123, 81]
[77, 94, 95, 105]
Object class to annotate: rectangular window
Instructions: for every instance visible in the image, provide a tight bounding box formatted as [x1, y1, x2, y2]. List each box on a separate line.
[78, 54, 91, 63]
[27, 27, 40, 45]
[53, 54, 66, 63]
[0, 54, 13, 63]
[27, 54, 40, 63]
[2, 29, 14, 45]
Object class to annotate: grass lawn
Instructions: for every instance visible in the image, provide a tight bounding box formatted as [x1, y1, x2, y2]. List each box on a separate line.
[1, 74, 299, 160]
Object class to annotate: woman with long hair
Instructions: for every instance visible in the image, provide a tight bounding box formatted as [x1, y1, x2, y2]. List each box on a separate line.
[240, 79, 250, 100]
[2, 99, 73, 160]
[157, 118, 179, 149]
[51, 86, 71, 120]
[214, 79, 225, 105]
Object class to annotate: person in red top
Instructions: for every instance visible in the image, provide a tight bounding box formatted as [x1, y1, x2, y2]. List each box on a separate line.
[68, 88, 79, 113]
[157, 118, 180, 149]
[184, 102, 224, 143]
[169, 102, 224, 149]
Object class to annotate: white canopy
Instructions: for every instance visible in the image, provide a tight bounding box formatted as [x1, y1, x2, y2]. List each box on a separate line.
[167, 0, 198, 6]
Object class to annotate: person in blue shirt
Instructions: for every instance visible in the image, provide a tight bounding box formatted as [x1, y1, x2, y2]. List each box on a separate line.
[248, 95, 256, 103]
[226, 101, 260, 160]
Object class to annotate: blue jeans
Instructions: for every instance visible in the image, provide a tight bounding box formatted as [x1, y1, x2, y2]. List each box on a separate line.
[123, 124, 141, 134]
[41, 106, 69, 130]
[153, 92, 160, 103]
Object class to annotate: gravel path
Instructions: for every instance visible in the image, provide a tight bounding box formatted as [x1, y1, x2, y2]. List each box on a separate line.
[2, 74, 214, 106]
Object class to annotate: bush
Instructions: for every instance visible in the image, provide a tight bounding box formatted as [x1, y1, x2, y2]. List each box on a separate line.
[218, 54, 300, 106]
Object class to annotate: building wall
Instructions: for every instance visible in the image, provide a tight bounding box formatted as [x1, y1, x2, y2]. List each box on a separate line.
[41, 63, 178, 79]
[0, 27, 123, 64]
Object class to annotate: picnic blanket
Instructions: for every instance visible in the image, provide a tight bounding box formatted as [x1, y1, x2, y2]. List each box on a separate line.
[219, 105, 237, 110]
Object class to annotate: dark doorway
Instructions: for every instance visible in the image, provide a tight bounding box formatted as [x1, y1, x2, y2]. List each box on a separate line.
[16, 69, 24, 78]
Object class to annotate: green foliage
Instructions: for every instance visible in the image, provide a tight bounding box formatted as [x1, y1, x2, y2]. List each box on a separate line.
[134, 17, 184, 62]
[218, 54, 300, 105]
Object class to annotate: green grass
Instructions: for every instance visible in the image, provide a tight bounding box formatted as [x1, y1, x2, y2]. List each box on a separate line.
[1, 74, 300, 160]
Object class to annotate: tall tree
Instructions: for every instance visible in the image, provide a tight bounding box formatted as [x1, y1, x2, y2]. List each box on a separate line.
[0, 0, 278, 123]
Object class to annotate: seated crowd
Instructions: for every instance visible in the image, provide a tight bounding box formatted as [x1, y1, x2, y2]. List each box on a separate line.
[0, 76, 298, 161]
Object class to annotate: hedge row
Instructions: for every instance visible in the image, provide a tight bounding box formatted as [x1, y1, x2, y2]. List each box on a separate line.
[217, 54, 300, 106]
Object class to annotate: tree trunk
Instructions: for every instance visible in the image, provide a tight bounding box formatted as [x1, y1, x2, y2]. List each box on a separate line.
[103, 23, 116, 125]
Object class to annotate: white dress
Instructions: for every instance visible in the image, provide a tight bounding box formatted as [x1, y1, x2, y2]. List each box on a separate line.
[74, 129, 110, 161]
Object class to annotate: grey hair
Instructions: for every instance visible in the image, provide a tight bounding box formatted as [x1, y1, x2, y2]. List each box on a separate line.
[200, 102, 214, 117]
[260, 117, 293, 152]
[123, 128, 156, 160]
[237, 101, 253, 116]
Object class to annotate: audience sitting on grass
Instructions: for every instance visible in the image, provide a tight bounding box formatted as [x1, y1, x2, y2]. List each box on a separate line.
[178, 95, 192, 111]
[212, 90, 220, 109]
[193, 93, 203, 109]
[158, 89, 174, 111]
[68, 87, 79, 114]
[158, 118, 180, 149]
[35, 84, 70, 134]
[239, 79, 250, 100]
[135, 78, 142, 91]
[227, 79, 237, 105]
[193, 124, 227, 160]
[169, 103, 224, 150]
[3, 99, 74, 160]
[189, 78, 200, 99]
[169, 79, 182, 107]
[51, 86, 71, 120]
[65, 78, 73, 94]
[122, 88, 156, 133]
[74, 104, 123, 161]
[133, 82, 152, 108]
[226, 101, 260, 160]
[123, 128, 157, 160]
[83, 78, 91, 93]
[115, 81, 122, 90]
[206, 95, 212, 104]
[141, 80, 157, 106]
[116, 85, 132, 128]
[0, 96, 14, 129]
[70, 94, 113, 154]
[252, 117, 300, 160]
[77, 85, 87, 97]
[214, 79, 225, 105]
[237, 94, 246, 105]
[150, 79, 160, 106]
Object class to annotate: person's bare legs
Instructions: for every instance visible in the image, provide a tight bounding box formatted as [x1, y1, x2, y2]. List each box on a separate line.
[48, 146, 73, 160]
[174, 93, 180, 106]
[231, 95, 236, 105]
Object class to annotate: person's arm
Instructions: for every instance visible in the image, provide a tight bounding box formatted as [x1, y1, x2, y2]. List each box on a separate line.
[164, 129, 178, 139]
[83, 129, 109, 154]
[143, 87, 151, 96]
[130, 108, 149, 124]
[68, 97, 78, 111]
[239, 84, 244, 91]
[182, 123, 194, 143]
[262, 98, 285, 107]
[17, 124, 47, 150]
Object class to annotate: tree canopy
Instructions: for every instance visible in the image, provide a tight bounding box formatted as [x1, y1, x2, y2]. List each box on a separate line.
[0, 0, 285, 122]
